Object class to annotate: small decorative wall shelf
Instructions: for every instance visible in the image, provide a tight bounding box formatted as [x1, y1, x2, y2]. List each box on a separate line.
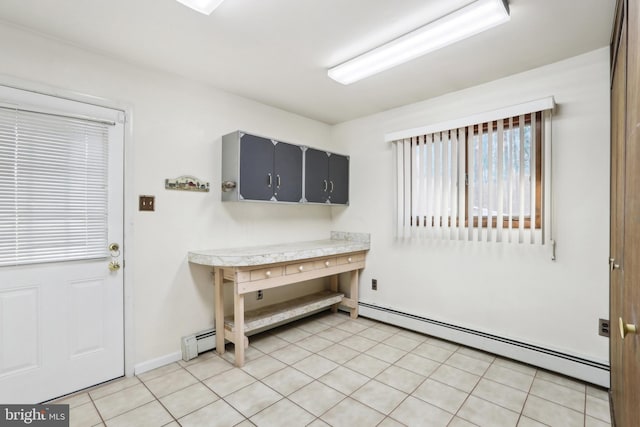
[165, 175, 210, 192]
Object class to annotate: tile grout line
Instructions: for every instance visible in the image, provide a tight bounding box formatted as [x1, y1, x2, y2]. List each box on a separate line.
[87, 393, 107, 427]
[515, 369, 533, 426]
[136, 373, 181, 425]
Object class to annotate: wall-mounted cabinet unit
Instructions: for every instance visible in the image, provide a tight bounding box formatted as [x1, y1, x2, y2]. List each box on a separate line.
[305, 148, 349, 205]
[221, 131, 348, 205]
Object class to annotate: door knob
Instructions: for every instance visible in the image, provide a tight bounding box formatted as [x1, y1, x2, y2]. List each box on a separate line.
[108, 260, 121, 272]
[609, 258, 620, 271]
[619, 317, 637, 339]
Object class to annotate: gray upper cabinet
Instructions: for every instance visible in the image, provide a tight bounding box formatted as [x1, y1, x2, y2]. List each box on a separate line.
[272, 141, 303, 202]
[305, 148, 349, 205]
[237, 134, 275, 201]
[221, 130, 348, 205]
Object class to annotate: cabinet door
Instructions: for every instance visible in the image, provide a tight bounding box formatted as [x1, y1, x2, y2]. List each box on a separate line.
[273, 142, 303, 202]
[239, 134, 275, 201]
[328, 154, 349, 204]
[305, 148, 329, 203]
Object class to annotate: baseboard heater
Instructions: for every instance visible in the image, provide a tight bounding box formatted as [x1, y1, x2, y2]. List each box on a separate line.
[358, 302, 610, 388]
[181, 328, 216, 362]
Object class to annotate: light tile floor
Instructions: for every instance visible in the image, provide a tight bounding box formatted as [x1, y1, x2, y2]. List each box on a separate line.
[52, 311, 612, 427]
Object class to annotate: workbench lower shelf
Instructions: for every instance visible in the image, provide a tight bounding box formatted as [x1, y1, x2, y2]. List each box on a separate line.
[224, 290, 344, 334]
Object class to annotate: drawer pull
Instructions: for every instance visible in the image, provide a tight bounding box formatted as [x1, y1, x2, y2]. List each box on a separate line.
[265, 270, 271, 277]
[298, 265, 304, 272]
[348, 257, 352, 263]
[325, 261, 330, 267]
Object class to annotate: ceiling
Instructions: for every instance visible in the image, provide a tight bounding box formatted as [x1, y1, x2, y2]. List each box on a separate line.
[0, 0, 616, 124]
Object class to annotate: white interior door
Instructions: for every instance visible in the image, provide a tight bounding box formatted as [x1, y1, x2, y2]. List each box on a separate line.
[0, 85, 124, 403]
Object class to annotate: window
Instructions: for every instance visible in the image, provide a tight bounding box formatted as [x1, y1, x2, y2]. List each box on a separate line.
[0, 105, 111, 266]
[392, 99, 553, 243]
[467, 113, 542, 229]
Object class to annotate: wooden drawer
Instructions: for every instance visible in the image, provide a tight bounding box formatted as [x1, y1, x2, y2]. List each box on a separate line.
[337, 253, 365, 265]
[314, 257, 337, 270]
[285, 261, 315, 275]
[249, 266, 283, 281]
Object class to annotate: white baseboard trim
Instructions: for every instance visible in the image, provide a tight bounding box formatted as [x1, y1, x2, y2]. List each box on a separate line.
[133, 351, 182, 376]
[358, 302, 610, 388]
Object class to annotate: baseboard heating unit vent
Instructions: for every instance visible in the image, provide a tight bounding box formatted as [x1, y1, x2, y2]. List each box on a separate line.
[181, 328, 216, 362]
[358, 302, 610, 388]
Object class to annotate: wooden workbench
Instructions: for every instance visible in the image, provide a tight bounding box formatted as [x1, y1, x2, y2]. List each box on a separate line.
[188, 232, 369, 367]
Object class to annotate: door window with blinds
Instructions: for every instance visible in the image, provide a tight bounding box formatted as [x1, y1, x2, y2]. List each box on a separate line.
[392, 98, 554, 244]
[0, 105, 111, 266]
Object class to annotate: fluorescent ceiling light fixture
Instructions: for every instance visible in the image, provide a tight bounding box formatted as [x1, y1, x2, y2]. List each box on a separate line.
[175, 0, 224, 15]
[328, 0, 510, 85]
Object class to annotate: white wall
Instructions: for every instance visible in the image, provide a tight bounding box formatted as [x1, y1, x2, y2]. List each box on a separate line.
[0, 23, 334, 366]
[331, 48, 611, 364]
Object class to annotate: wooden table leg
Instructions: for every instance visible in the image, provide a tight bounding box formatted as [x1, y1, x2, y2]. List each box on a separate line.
[349, 269, 359, 319]
[214, 268, 225, 355]
[330, 275, 339, 313]
[233, 287, 245, 367]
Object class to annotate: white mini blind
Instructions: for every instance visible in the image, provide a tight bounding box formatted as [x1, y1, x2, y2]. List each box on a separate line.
[0, 105, 110, 266]
[393, 100, 554, 244]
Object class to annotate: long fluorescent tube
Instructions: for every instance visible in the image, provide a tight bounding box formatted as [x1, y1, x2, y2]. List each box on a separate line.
[328, 0, 510, 85]
[176, 0, 224, 15]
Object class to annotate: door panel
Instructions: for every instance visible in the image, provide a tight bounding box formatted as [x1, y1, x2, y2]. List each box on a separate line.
[621, 0, 640, 425]
[273, 141, 303, 202]
[0, 287, 39, 376]
[239, 134, 274, 201]
[0, 86, 124, 403]
[69, 279, 106, 357]
[328, 154, 349, 205]
[610, 1, 640, 425]
[305, 148, 329, 203]
[610, 3, 626, 422]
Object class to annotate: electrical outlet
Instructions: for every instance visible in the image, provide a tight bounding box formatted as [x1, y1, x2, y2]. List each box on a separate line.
[139, 195, 155, 211]
[257, 290, 263, 300]
[599, 318, 610, 337]
[372, 279, 378, 291]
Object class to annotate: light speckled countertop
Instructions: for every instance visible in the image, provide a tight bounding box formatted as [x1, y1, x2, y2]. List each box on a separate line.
[188, 231, 370, 267]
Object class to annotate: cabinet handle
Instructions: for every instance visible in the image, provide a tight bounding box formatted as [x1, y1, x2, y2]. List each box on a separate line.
[298, 265, 304, 272]
[323, 180, 328, 192]
[329, 181, 334, 193]
[265, 270, 271, 277]
[324, 261, 330, 267]
[267, 173, 272, 188]
[276, 174, 281, 188]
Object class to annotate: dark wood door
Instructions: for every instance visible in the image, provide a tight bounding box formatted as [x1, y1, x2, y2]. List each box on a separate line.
[273, 141, 303, 202]
[305, 148, 330, 203]
[610, 0, 626, 422]
[239, 134, 275, 201]
[610, 1, 640, 425]
[328, 153, 349, 204]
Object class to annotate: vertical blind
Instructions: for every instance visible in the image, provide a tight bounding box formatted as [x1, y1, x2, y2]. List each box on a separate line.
[394, 106, 552, 244]
[0, 105, 110, 266]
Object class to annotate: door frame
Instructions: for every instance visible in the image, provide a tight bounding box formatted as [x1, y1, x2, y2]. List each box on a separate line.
[0, 73, 137, 380]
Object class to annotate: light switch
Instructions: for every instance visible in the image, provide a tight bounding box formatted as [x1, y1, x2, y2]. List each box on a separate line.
[139, 195, 155, 211]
